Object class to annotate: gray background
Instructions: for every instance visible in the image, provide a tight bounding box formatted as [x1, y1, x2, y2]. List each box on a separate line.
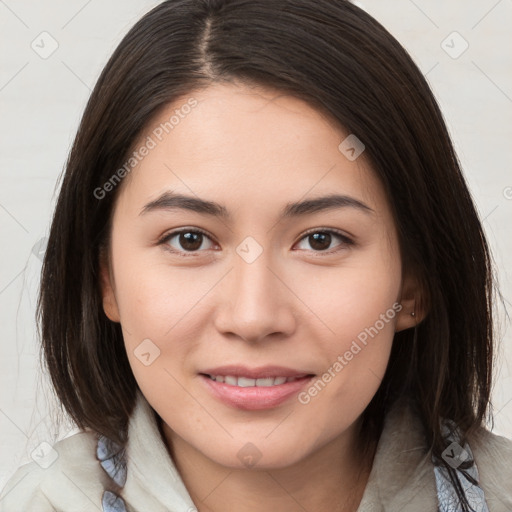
[1, 0, 511, 491]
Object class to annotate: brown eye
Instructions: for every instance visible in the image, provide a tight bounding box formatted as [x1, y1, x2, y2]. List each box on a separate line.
[295, 230, 354, 253]
[161, 229, 215, 254]
[308, 232, 332, 251]
[178, 232, 204, 251]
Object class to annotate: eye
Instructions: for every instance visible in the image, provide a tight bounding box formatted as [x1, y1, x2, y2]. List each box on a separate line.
[294, 229, 354, 253]
[159, 228, 216, 256]
[158, 227, 354, 257]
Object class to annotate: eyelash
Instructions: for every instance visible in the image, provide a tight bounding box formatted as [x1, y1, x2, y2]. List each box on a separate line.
[157, 227, 355, 258]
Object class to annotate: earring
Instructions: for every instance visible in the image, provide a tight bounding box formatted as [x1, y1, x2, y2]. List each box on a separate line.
[411, 311, 416, 317]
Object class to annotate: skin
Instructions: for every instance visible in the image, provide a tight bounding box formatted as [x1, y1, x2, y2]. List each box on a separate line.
[100, 82, 424, 512]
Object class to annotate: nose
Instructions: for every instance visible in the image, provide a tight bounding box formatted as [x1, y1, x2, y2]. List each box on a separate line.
[213, 249, 297, 344]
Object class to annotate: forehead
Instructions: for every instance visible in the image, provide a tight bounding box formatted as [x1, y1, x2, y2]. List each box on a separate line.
[114, 82, 388, 220]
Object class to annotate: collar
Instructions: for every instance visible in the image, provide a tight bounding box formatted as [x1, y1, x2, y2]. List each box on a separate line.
[356, 397, 436, 511]
[120, 389, 197, 511]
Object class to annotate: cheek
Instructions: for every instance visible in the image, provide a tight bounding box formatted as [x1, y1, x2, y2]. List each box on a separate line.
[111, 256, 205, 398]
[292, 246, 400, 394]
[295, 253, 401, 337]
[112, 253, 212, 336]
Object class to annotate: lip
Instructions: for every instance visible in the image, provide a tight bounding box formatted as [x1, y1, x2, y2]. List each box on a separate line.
[199, 364, 313, 379]
[199, 372, 315, 411]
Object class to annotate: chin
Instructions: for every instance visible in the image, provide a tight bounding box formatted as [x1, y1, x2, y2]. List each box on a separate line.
[202, 441, 308, 471]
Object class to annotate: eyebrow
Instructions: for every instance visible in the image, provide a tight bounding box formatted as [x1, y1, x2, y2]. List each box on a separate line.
[139, 191, 375, 220]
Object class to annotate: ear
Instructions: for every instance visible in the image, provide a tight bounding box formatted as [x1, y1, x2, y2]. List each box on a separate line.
[395, 270, 428, 332]
[99, 247, 121, 323]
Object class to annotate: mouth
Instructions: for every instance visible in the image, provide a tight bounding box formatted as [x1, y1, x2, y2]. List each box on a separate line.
[200, 373, 313, 387]
[198, 369, 316, 410]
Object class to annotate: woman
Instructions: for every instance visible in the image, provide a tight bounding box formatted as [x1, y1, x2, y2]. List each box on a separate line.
[1, 1, 511, 511]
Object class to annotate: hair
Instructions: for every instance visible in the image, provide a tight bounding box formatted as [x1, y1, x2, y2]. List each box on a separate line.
[38, 0, 501, 509]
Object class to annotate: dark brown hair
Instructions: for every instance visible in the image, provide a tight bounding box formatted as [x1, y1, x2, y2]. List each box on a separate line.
[38, 1, 499, 509]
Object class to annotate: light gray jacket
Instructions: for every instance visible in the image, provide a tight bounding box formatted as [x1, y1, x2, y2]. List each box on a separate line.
[1, 390, 511, 511]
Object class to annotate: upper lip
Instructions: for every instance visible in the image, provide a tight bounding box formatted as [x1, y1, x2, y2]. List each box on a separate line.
[200, 365, 315, 379]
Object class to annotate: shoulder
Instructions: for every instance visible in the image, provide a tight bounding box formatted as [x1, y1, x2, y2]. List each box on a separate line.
[0, 430, 108, 512]
[385, 398, 512, 510]
[469, 426, 512, 511]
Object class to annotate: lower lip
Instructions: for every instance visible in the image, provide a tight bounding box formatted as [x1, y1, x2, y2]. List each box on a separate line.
[200, 374, 314, 410]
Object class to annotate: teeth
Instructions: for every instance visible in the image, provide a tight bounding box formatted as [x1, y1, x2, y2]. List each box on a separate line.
[224, 376, 237, 385]
[256, 377, 276, 386]
[237, 376, 256, 387]
[208, 375, 299, 387]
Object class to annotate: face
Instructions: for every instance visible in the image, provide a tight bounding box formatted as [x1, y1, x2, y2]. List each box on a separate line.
[100, 82, 419, 470]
